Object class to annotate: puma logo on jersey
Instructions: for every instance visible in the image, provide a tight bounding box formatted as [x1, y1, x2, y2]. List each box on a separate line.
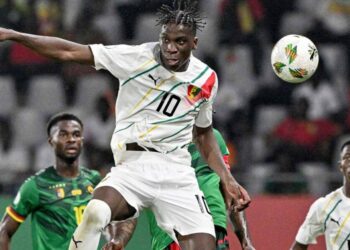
[72, 235, 82, 248]
[330, 217, 340, 226]
[148, 74, 160, 85]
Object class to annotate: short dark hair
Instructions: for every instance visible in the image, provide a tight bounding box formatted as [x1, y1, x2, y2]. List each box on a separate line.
[46, 113, 83, 136]
[340, 140, 350, 153]
[156, 0, 206, 35]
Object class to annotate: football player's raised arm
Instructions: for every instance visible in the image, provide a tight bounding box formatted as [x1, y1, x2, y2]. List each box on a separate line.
[0, 214, 21, 250]
[0, 27, 94, 65]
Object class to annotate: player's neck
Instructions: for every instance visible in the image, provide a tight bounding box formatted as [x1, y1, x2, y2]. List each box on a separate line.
[343, 183, 350, 198]
[55, 159, 80, 178]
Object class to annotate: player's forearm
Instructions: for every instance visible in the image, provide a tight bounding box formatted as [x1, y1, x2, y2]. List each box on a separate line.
[110, 219, 137, 247]
[0, 215, 19, 250]
[1, 28, 93, 64]
[230, 211, 253, 247]
[0, 230, 11, 250]
[194, 126, 232, 181]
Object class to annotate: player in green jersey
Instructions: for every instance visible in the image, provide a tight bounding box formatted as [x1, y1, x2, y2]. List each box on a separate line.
[145, 128, 255, 250]
[0, 113, 101, 250]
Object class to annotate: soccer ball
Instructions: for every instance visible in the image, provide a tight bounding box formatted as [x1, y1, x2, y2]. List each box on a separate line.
[271, 34, 319, 83]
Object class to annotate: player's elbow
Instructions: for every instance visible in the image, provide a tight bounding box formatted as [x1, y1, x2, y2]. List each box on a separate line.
[55, 51, 78, 62]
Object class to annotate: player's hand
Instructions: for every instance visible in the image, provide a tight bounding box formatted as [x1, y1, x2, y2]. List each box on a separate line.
[102, 239, 124, 250]
[222, 176, 251, 212]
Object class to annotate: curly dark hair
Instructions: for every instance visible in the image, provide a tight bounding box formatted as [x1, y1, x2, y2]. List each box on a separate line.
[47, 112, 83, 136]
[156, 0, 206, 35]
[341, 140, 350, 153]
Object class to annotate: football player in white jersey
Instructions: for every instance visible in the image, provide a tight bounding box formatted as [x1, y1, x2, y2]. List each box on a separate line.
[291, 140, 350, 250]
[0, 1, 251, 249]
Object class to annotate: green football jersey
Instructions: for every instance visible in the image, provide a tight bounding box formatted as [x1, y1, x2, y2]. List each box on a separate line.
[6, 166, 101, 250]
[188, 129, 229, 177]
[147, 129, 229, 250]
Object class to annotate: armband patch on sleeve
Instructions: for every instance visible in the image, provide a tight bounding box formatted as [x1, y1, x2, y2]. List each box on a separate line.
[6, 206, 25, 223]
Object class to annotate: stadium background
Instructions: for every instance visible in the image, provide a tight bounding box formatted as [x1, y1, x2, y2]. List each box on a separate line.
[0, 0, 348, 249]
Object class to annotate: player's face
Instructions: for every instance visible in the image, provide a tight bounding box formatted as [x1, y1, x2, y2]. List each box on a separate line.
[49, 120, 83, 161]
[159, 23, 198, 72]
[339, 145, 350, 181]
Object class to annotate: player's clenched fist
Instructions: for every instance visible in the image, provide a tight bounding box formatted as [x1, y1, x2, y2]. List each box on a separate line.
[222, 176, 251, 212]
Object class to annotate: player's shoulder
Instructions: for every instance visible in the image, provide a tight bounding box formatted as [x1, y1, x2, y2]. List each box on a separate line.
[103, 42, 156, 55]
[80, 166, 99, 176]
[30, 166, 55, 181]
[17, 168, 49, 192]
[190, 56, 217, 77]
[79, 167, 101, 183]
[323, 188, 343, 202]
[311, 188, 343, 210]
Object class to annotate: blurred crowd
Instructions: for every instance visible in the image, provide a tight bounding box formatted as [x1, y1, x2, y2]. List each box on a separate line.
[0, 0, 349, 196]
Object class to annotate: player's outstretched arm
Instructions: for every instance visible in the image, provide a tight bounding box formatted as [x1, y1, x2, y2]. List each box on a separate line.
[229, 211, 255, 250]
[0, 214, 21, 250]
[102, 219, 137, 250]
[0, 27, 94, 65]
[193, 125, 251, 211]
[290, 241, 308, 250]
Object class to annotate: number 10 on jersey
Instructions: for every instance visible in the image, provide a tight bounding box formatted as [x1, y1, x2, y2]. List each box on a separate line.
[156, 93, 180, 117]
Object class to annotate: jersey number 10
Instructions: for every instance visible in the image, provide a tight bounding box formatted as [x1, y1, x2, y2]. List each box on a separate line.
[156, 93, 180, 117]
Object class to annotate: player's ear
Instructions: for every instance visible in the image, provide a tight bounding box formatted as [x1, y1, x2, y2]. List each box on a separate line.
[193, 37, 198, 50]
[338, 161, 344, 173]
[48, 137, 53, 146]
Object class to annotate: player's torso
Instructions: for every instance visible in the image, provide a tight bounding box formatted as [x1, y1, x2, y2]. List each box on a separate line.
[112, 54, 216, 158]
[322, 190, 350, 249]
[32, 169, 96, 249]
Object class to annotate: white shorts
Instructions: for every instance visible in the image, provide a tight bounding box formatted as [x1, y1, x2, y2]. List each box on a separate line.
[95, 151, 215, 241]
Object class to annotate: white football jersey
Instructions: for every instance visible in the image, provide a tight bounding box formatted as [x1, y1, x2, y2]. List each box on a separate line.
[90, 42, 218, 165]
[296, 188, 350, 249]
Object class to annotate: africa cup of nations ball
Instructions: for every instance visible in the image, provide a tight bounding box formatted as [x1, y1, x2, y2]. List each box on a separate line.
[271, 34, 319, 83]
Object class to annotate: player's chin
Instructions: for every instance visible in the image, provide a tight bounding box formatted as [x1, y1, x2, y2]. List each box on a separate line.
[165, 63, 180, 71]
[345, 171, 350, 181]
[63, 152, 80, 161]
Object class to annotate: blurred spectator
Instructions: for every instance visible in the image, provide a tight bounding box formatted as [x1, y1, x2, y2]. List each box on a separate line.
[218, 0, 266, 75]
[247, 80, 294, 131]
[262, 0, 296, 42]
[114, 0, 172, 41]
[292, 62, 342, 121]
[6, 0, 63, 105]
[265, 97, 340, 172]
[0, 117, 29, 192]
[302, 0, 350, 79]
[84, 93, 115, 176]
